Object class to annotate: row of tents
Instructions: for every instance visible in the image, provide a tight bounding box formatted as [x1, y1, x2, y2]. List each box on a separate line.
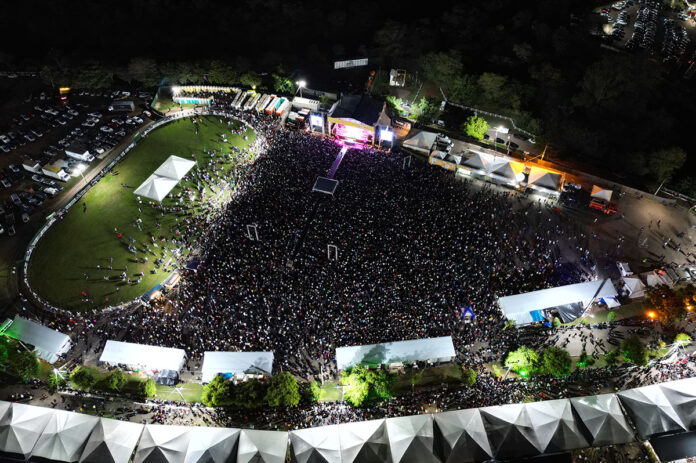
[134, 155, 196, 202]
[3, 377, 696, 462]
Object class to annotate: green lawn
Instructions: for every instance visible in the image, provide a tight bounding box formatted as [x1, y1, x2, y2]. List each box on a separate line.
[155, 382, 204, 403]
[567, 301, 646, 326]
[28, 116, 255, 312]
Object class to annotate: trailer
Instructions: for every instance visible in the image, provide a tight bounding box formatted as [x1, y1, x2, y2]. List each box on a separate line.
[231, 91, 243, 108]
[264, 96, 279, 114]
[275, 98, 291, 117]
[255, 94, 271, 112]
[236, 92, 250, 109]
[244, 94, 260, 111]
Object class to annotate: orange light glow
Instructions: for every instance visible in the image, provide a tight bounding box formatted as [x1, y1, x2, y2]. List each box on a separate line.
[647, 311, 656, 319]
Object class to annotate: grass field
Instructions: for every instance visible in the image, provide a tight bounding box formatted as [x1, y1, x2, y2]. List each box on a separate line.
[28, 116, 255, 312]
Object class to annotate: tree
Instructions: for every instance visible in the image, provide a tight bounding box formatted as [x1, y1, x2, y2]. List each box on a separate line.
[461, 367, 477, 386]
[128, 58, 159, 86]
[551, 317, 561, 329]
[240, 71, 262, 89]
[462, 115, 489, 140]
[540, 347, 572, 376]
[648, 147, 686, 183]
[142, 378, 157, 398]
[622, 336, 649, 366]
[107, 369, 127, 391]
[47, 371, 67, 392]
[231, 379, 267, 409]
[272, 67, 294, 94]
[8, 350, 39, 381]
[208, 60, 237, 85]
[676, 177, 696, 198]
[413, 97, 440, 124]
[265, 372, 300, 407]
[70, 61, 112, 89]
[340, 365, 393, 406]
[201, 375, 232, 407]
[675, 333, 692, 347]
[308, 380, 324, 402]
[504, 346, 538, 375]
[421, 51, 463, 93]
[70, 366, 97, 391]
[646, 285, 687, 323]
[604, 350, 620, 366]
[577, 350, 595, 368]
[607, 311, 617, 322]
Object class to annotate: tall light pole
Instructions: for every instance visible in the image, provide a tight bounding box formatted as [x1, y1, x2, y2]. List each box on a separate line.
[295, 80, 306, 98]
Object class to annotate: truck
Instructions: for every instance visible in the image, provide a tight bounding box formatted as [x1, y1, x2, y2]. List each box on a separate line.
[589, 198, 618, 215]
[41, 164, 70, 182]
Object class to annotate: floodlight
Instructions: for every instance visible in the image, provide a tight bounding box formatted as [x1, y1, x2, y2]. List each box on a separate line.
[296, 80, 307, 88]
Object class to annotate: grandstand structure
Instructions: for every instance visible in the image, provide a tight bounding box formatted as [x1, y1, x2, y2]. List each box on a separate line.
[2, 377, 696, 462]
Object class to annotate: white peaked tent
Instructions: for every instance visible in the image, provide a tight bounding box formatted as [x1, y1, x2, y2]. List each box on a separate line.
[0, 402, 53, 457]
[433, 408, 492, 463]
[490, 160, 525, 183]
[184, 427, 240, 463]
[134, 174, 179, 202]
[622, 276, 646, 299]
[618, 385, 688, 438]
[338, 419, 391, 463]
[402, 131, 437, 154]
[290, 425, 341, 463]
[154, 156, 196, 181]
[237, 429, 288, 463]
[527, 167, 562, 193]
[4, 316, 72, 363]
[201, 351, 274, 383]
[385, 414, 437, 462]
[659, 378, 696, 431]
[79, 418, 144, 463]
[479, 403, 540, 459]
[570, 394, 634, 446]
[591, 185, 613, 202]
[134, 424, 191, 463]
[460, 151, 491, 172]
[525, 399, 589, 453]
[31, 409, 99, 462]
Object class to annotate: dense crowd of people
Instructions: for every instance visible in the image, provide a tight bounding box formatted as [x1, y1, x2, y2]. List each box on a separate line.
[25, 94, 696, 435]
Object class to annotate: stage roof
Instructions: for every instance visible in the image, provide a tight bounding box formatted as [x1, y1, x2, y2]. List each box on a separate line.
[329, 94, 384, 127]
[498, 279, 618, 324]
[3, 316, 71, 363]
[335, 336, 455, 370]
[201, 351, 274, 383]
[99, 340, 186, 372]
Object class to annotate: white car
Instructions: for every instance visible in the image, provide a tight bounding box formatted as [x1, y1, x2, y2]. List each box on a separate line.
[88, 112, 102, 118]
[132, 116, 143, 124]
[0, 135, 9, 144]
[82, 120, 95, 127]
[68, 109, 79, 116]
[100, 126, 114, 133]
[45, 108, 59, 115]
[94, 147, 105, 154]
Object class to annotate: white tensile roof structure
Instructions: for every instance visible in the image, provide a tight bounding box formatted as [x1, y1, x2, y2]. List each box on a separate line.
[490, 160, 525, 181]
[99, 340, 186, 372]
[525, 399, 590, 453]
[237, 429, 288, 463]
[658, 377, 696, 432]
[0, 402, 53, 458]
[339, 418, 391, 462]
[479, 403, 541, 459]
[3, 315, 71, 363]
[622, 276, 646, 299]
[402, 131, 437, 154]
[30, 409, 99, 462]
[434, 408, 493, 462]
[498, 279, 618, 326]
[618, 384, 690, 438]
[201, 351, 274, 383]
[335, 336, 455, 370]
[570, 394, 634, 446]
[385, 414, 437, 462]
[133, 174, 179, 202]
[153, 155, 196, 181]
[591, 185, 613, 201]
[184, 427, 241, 463]
[290, 425, 342, 463]
[460, 151, 494, 172]
[133, 424, 190, 463]
[527, 167, 562, 193]
[79, 418, 144, 463]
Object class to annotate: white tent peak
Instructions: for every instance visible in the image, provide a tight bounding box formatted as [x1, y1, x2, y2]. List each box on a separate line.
[133, 174, 179, 202]
[154, 155, 196, 181]
[591, 185, 613, 201]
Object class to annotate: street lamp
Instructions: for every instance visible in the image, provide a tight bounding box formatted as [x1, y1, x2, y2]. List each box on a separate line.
[493, 125, 507, 154]
[295, 80, 306, 98]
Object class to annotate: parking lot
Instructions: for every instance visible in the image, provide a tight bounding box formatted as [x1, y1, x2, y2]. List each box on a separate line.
[597, 0, 696, 65]
[0, 85, 155, 237]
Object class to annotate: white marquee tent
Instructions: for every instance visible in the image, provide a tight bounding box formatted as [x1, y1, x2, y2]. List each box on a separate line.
[184, 427, 240, 463]
[290, 425, 342, 463]
[525, 399, 590, 453]
[385, 414, 437, 462]
[498, 279, 618, 326]
[527, 167, 562, 194]
[433, 408, 492, 462]
[622, 276, 646, 299]
[618, 384, 689, 438]
[201, 351, 274, 383]
[479, 403, 540, 459]
[79, 418, 144, 463]
[154, 155, 196, 181]
[402, 131, 437, 154]
[99, 340, 186, 373]
[336, 336, 455, 370]
[591, 185, 613, 202]
[30, 409, 99, 462]
[134, 424, 190, 463]
[134, 174, 179, 202]
[3, 315, 71, 363]
[659, 377, 696, 432]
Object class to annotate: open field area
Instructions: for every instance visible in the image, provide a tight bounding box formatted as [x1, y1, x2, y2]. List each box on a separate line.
[27, 116, 255, 311]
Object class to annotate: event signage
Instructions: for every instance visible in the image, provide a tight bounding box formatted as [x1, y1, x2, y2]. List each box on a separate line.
[333, 58, 368, 70]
